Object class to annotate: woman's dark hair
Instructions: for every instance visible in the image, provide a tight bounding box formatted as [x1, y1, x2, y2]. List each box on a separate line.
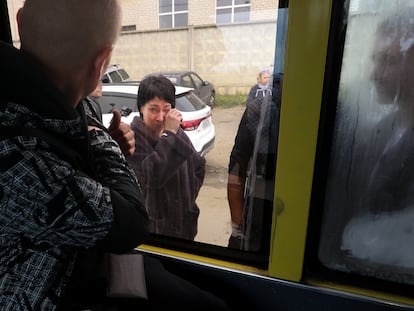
[137, 75, 176, 112]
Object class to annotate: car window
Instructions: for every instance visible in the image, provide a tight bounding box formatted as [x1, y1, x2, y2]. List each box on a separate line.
[181, 75, 193, 88]
[176, 92, 206, 112]
[118, 69, 130, 81]
[166, 76, 178, 85]
[96, 93, 137, 114]
[109, 71, 123, 83]
[190, 73, 203, 88]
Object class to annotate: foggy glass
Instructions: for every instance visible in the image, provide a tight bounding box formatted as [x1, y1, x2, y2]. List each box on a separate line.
[319, 0, 414, 285]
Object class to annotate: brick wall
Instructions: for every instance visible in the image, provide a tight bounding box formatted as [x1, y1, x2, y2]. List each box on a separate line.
[189, 1, 216, 25]
[251, 0, 280, 21]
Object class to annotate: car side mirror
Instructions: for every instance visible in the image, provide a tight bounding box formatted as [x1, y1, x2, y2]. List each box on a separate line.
[102, 76, 110, 83]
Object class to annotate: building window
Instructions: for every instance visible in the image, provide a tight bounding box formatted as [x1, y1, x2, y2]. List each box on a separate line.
[159, 0, 188, 29]
[121, 25, 136, 32]
[216, 0, 250, 24]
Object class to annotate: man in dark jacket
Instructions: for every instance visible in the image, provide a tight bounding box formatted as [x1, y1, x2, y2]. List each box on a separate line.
[84, 80, 104, 123]
[227, 73, 282, 253]
[0, 0, 148, 309]
[246, 69, 273, 104]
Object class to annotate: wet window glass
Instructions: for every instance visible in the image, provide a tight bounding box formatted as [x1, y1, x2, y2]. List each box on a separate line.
[319, 0, 414, 285]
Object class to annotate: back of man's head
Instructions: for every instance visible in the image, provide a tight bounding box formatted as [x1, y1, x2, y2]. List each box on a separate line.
[20, 0, 121, 77]
[18, 0, 122, 105]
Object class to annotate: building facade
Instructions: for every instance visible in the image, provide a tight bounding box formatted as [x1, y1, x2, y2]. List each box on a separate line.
[7, 0, 279, 94]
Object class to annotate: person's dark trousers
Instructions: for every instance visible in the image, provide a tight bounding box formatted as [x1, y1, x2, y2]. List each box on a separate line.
[60, 255, 232, 311]
[139, 255, 231, 310]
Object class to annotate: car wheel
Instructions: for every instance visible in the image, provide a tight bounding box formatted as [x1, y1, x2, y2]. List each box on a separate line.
[208, 94, 215, 108]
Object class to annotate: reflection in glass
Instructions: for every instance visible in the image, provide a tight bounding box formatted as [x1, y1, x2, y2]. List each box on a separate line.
[319, 0, 414, 285]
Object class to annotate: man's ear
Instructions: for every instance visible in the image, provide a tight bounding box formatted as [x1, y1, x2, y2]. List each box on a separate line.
[16, 8, 23, 39]
[92, 45, 113, 81]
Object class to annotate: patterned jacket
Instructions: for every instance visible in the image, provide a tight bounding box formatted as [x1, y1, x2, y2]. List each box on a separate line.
[0, 42, 148, 310]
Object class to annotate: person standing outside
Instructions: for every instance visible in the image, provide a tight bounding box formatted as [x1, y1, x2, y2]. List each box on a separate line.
[246, 68, 273, 104]
[319, 6, 414, 280]
[227, 74, 281, 253]
[340, 7, 414, 264]
[0, 0, 149, 309]
[128, 75, 206, 240]
[76, 81, 230, 311]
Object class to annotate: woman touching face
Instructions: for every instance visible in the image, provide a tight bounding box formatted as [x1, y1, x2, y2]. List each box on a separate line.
[140, 97, 182, 136]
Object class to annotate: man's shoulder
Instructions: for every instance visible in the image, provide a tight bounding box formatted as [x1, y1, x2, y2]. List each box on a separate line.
[249, 84, 259, 92]
[83, 96, 103, 123]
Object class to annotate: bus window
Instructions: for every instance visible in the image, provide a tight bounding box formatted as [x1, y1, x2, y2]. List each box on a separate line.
[319, 0, 414, 285]
[7, 0, 284, 267]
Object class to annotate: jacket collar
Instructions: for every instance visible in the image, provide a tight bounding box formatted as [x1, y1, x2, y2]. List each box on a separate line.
[0, 41, 78, 120]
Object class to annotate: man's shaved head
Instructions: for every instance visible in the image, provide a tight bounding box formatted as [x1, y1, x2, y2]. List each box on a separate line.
[20, 0, 121, 71]
[18, 0, 122, 105]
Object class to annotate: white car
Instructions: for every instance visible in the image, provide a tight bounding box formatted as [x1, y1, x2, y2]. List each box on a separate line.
[97, 83, 215, 156]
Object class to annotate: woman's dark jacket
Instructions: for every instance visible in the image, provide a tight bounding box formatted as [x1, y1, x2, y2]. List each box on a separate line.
[128, 117, 206, 240]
